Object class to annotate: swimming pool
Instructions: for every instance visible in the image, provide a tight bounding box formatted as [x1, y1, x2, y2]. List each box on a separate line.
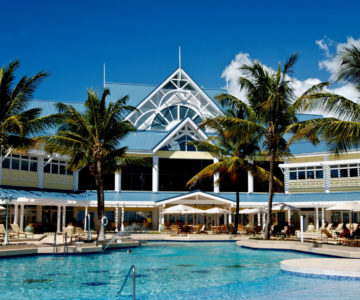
[0, 242, 359, 299]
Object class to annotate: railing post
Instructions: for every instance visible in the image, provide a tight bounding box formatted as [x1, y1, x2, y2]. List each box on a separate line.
[132, 265, 136, 300]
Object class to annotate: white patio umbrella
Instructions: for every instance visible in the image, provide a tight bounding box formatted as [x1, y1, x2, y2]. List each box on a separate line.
[326, 201, 360, 212]
[239, 208, 265, 214]
[204, 207, 229, 214]
[0, 206, 5, 210]
[163, 204, 202, 214]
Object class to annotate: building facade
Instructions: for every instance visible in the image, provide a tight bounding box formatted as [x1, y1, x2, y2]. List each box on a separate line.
[0, 67, 359, 233]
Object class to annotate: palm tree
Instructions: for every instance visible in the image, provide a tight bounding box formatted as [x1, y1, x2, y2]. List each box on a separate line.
[186, 96, 277, 234]
[0, 60, 52, 155]
[289, 45, 360, 156]
[210, 55, 329, 239]
[41, 88, 139, 240]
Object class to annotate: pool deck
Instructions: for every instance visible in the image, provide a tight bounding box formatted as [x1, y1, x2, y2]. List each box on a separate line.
[131, 233, 240, 242]
[236, 239, 360, 258]
[0, 233, 139, 258]
[281, 258, 360, 279]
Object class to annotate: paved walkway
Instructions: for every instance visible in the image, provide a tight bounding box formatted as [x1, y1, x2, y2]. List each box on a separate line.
[281, 258, 360, 279]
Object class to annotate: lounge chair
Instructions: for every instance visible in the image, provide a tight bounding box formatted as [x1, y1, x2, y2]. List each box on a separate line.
[321, 229, 338, 242]
[326, 223, 333, 232]
[75, 227, 92, 240]
[334, 223, 344, 234]
[191, 225, 201, 234]
[220, 225, 229, 234]
[10, 224, 34, 239]
[0, 224, 17, 239]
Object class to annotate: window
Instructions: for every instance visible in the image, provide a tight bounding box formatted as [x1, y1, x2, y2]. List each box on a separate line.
[289, 166, 323, 180]
[1, 154, 37, 172]
[44, 159, 72, 175]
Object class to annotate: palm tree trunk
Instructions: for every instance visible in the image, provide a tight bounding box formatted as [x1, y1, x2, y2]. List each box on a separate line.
[234, 189, 240, 234]
[94, 160, 105, 241]
[265, 148, 275, 240]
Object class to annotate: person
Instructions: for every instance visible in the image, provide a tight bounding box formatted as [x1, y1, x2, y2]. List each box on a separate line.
[127, 249, 131, 253]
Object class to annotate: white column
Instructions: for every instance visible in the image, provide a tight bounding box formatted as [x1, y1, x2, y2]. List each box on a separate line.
[62, 205, 66, 229]
[38, 156, 44, 189]
[57, 205, 61, 233]
[228, 207, 232, 224]
[321, 207, 325, 227]
[323, 156, 330, 193]
[115, 171, 121, 192]
[121, 205, 125, 232]
[288, 210, 291, 226]
[14, 204, 19, 225]
[262, 213, 266, 230]
[152, 154, 159, 192]
[257, 213, 261, 226]
[36, 205, 42, 223]
[248, 159, 254, 193]
[284, 168, 290, 194]
[300, 215, 304, 243]
[20, 205, 25, 231]
[115, 206, 119, 232]
[315, 207, 319, 230]
[158, 206, 162, 231]
[84, 206, 88, 231]
[213, 157, 220, 193]
[73, 170, 79, 191]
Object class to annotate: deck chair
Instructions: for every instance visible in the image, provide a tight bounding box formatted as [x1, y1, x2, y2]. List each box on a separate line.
[321, 229, 338, 242]
[334, 223, 344, 234]
[10, 224, 34, 238]
[326, 223, 333, 232]
[0, 224, 14, 238]
[192, 225, 201, 234]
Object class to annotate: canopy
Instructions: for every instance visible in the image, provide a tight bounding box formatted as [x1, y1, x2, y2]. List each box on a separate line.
[0, 206, 4, 210]
[163, 204, 204, 214]
[239, 208, 265, 214]
[204, 207, 229, 214]
[326, 201, 360, 211]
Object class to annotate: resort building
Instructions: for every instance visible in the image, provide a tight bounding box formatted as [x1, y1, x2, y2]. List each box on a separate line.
[1, 67, 359, 233]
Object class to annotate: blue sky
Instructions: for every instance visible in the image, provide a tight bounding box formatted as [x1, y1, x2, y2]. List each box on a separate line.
[1, 0, 359, 102]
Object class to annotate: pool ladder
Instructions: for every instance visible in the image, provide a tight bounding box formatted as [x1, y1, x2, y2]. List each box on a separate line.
[118, 265, 136, 299]
[52, 232, 68, 256]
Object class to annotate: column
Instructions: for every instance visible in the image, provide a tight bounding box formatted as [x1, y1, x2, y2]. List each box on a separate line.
[321, 207, 325, 227]
[323, 156, 330, 193]
[20, 205, 24, 231]
[262, 213, 266, 230]
[84, 206, 88, 231]
[228, 207, 232, 224]
[213, 157, 220, 193]
[257, 213, 261, 226]
[248, 159, 254, 193]
[62, 205, 66, 230]
[288, 210, 292, 226]
[115, 171, 121, 192]
[315, 207, 319, 230]
[56, 205, 61, 233]
[36, 205, 42, 223]
[73, 170, 79, 191]
[284, 168, 290, 194]
[38, 156, 44, 189]
[121, 206, 125, 232]
[152, 154, 159, 192]
[13, 204, 19, 225]
[115, 206, 119, 232]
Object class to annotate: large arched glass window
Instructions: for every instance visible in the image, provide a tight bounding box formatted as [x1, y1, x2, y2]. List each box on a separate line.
[151, 105, 202, 130]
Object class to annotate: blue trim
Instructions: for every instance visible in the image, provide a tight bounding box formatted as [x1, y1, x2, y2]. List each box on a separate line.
[281, 269, 360, 281]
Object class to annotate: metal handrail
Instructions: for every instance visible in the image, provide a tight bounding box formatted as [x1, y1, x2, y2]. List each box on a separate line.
[117, 265, 135, 299]
[64, 232, 68, 256]
[53, 232, 57, 255]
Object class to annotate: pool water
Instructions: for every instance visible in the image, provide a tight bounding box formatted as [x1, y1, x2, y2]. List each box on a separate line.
[0, 242, 359, 299]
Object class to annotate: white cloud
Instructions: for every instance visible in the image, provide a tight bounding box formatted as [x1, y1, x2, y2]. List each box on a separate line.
[318, 36, 360, 82]
[222, 37, 360, 110]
